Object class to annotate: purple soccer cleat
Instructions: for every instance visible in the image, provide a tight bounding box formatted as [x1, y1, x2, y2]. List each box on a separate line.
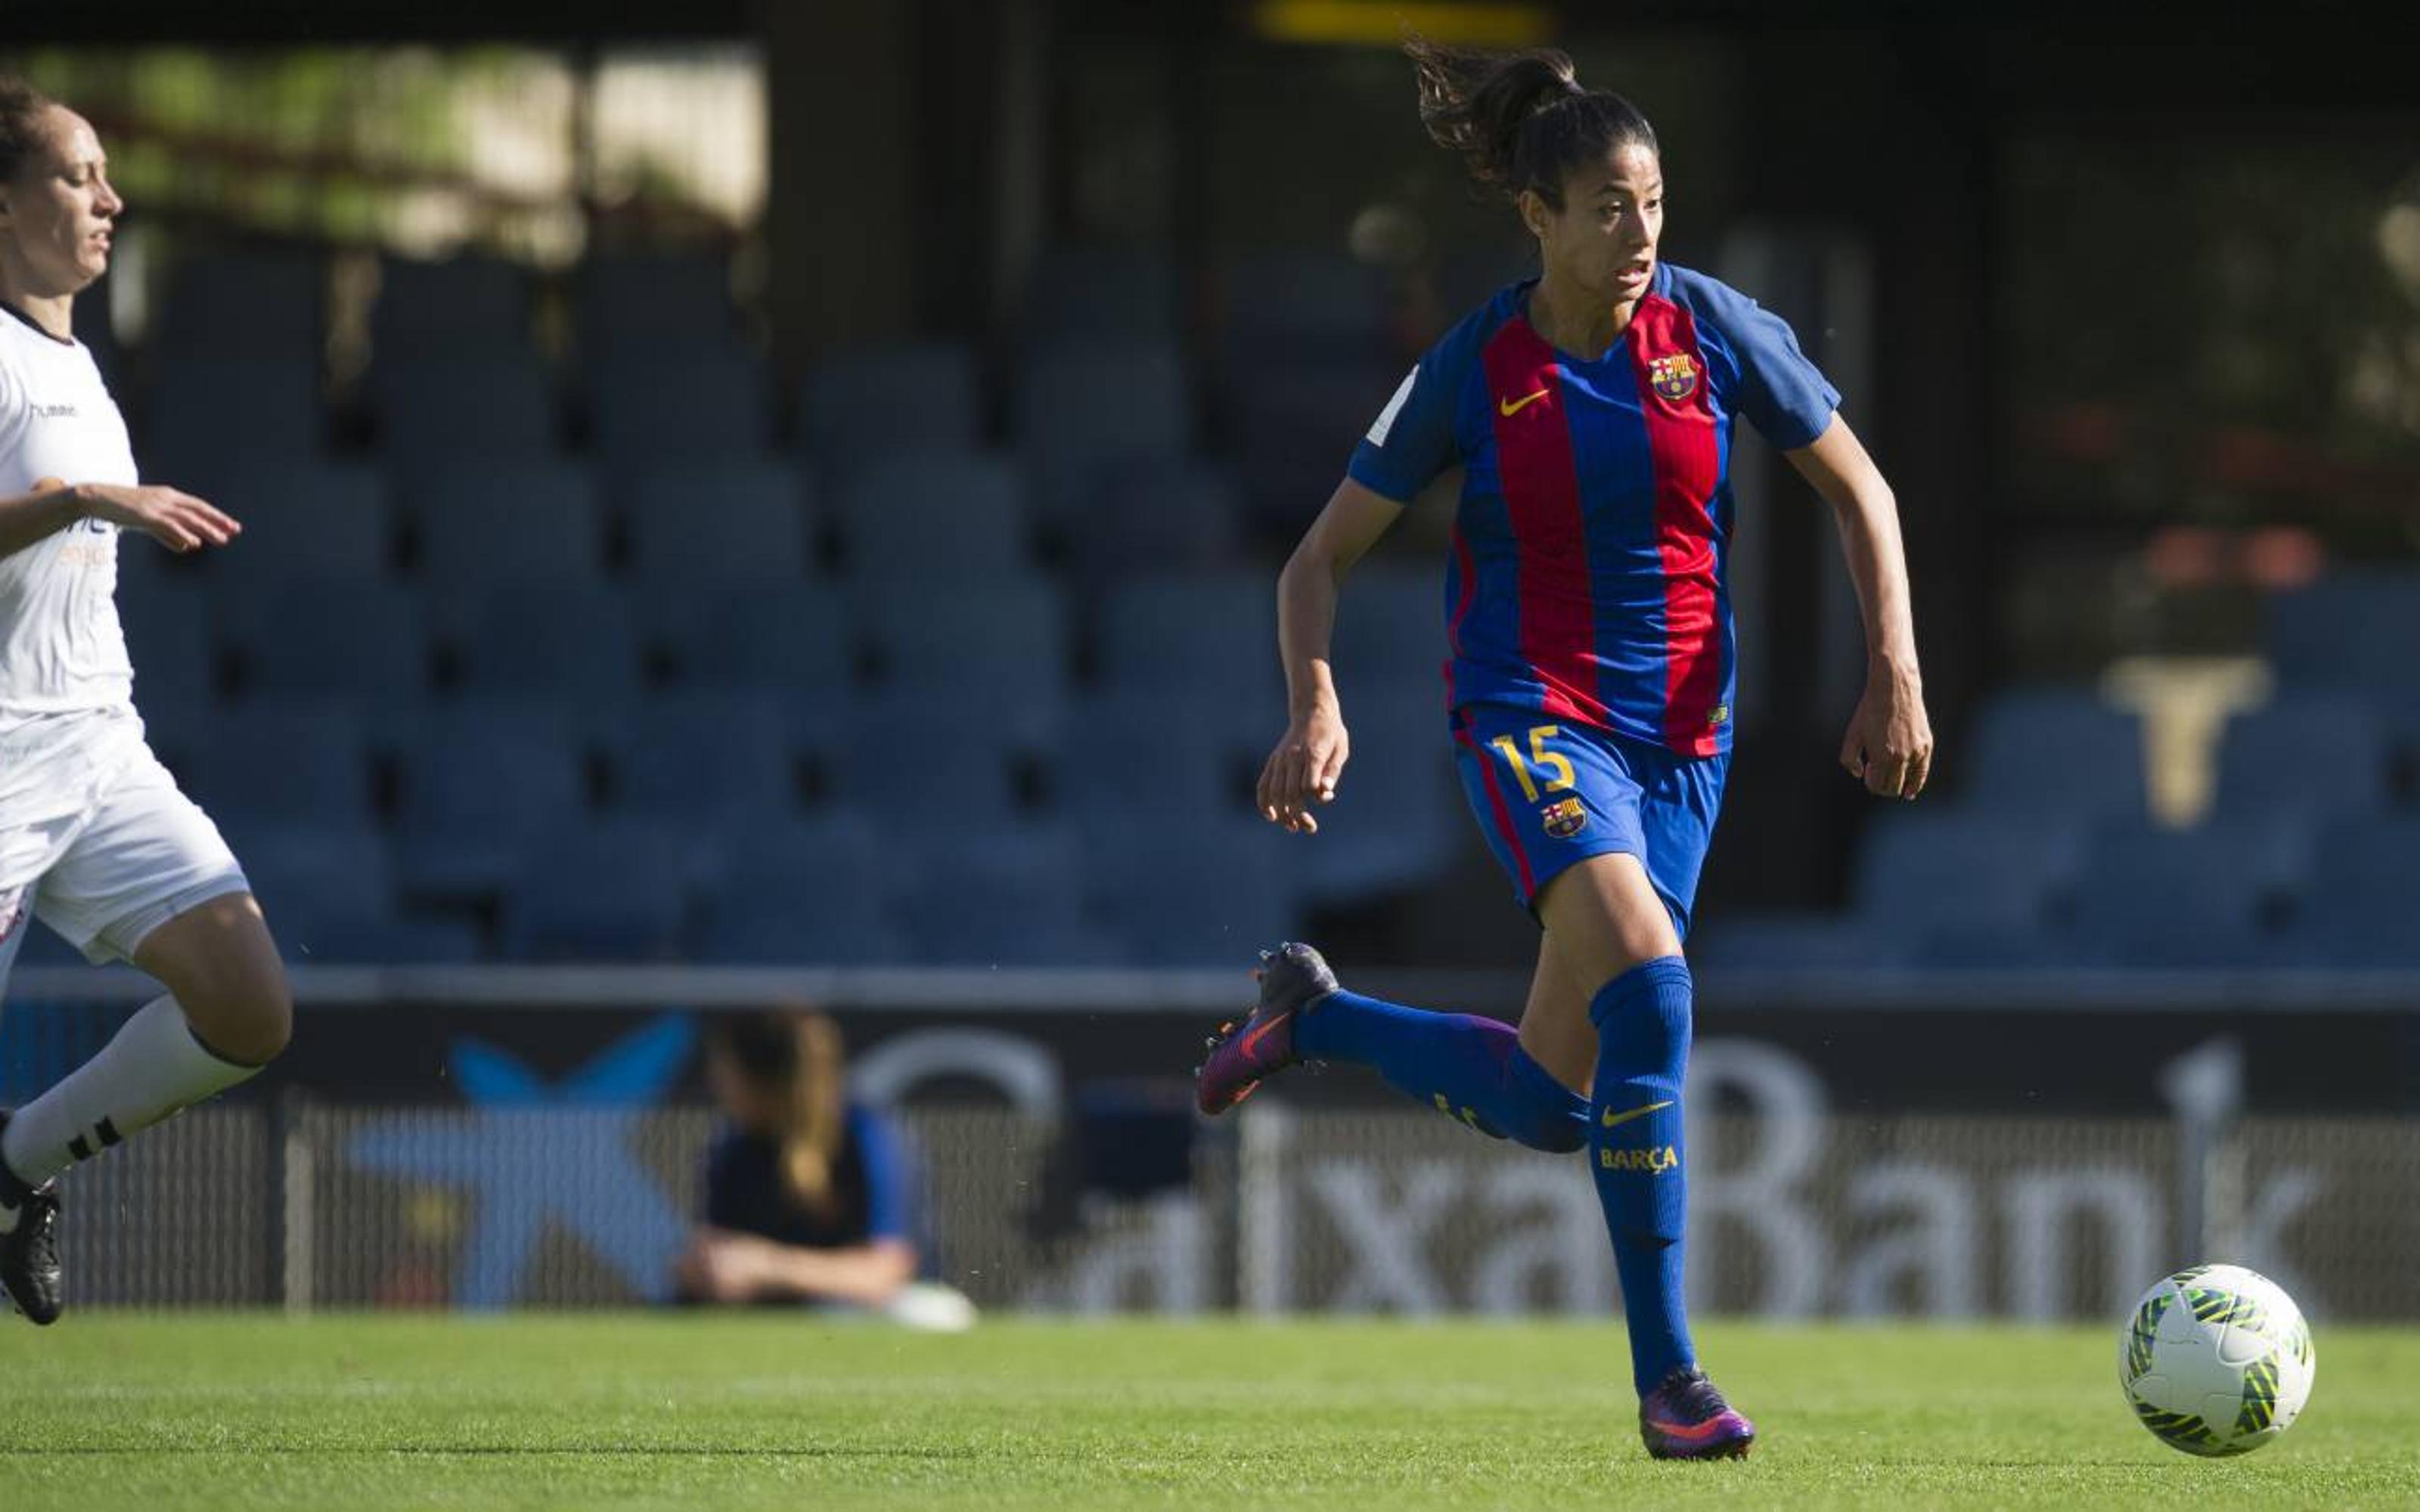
[1640, 1365, 1756, 1460]
[1193, 942, 1339, 1115]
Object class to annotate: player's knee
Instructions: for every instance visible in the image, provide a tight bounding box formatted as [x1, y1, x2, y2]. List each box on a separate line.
[180, 961, 293, 1066]
[1503, 1046, 1590, 1154]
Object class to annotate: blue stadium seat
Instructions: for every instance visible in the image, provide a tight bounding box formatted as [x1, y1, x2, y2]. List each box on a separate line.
[2265, 572, 2420, 698]
[798, 343, 983, 477]
[231, 578, 430, 712]
[1963, 687, 2148, 823]
[185, 706, 376, 829]
[832, 451, 1033, 580]
[2271, 816, 2420, 968]
[455, 583, 644, 707]
[392, 704, 588, 899]
[1058, 694, 1243, 824]
[500, 819, 699, 963]
[1850, 810, 2091, 936]
[1021, 246, 1182, 346]
[607, 692, 802, 832]
[376, 356, 560, 460]
[829, 708, 1022, 837]
[1215, 250, 1387, 368]
[289, 914, 488, 965]
[663, 583, 856, 694]
[1226, 358, 1398, 530]
[1066, 460, 1245, 586]
[576, 252, 742, 357]
[860, 578, 1071, 714]
[1331, 562, 1447, 689]
[1081, 810, 1302, 966]
[590, 349, 775, 466]
[372, 255, 535, 362]
[1909, 922, 2121, 972]
[898, 822, 1124, 965]
[205, 461, 394, 597]
[694, 815, 911, 965]
[219, 822, 395, 937]
[154, 250, 323, 358]
[2067, 819, 2312, 968]
[141, 357, 324, 493]
[406, 461, 605, 590]
[116, 578, 217, 718]
[1097, 572, 1283, 709]
[1015, 342, 1193, 525]
[1690, 911, 1916, 971]
[1290, 697, 1463, 903]
[2211, 695, 2391, 820]
[622, 461, 811, 586]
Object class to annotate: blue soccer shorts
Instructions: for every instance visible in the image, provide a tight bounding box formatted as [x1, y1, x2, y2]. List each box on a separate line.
[1448, 703, 1730, 938]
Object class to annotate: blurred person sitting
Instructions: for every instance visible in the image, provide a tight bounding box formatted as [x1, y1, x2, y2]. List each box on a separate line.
[675, 1009, 972, 1330]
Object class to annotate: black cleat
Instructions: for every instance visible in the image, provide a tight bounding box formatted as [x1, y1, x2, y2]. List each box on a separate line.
[1195, 942, 1341, 1114]
[0, 1112, 64, 1326]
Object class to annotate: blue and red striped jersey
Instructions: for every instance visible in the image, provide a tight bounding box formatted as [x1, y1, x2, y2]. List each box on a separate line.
[1347, 264, 1839, 758]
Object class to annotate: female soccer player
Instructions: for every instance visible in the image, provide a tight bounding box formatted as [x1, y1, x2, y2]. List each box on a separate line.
[0, 77, 290, 1325]
[674, 1009, 970, 1327]
[1196, 42, 1933, 1458]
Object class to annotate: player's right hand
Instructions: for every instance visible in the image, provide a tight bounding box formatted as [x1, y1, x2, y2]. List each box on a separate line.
[74, 481, 241, 553]
[1258, 702, 1349, 835]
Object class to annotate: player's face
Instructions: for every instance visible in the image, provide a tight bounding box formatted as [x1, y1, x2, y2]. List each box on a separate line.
[1527, 142, 1662, 305]
[0, 107, 121, 296]
[704, 1043, 784, 1133]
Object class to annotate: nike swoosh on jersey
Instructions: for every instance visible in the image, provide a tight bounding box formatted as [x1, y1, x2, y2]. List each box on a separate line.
[1599, 1098, 1674, 1129]
[1497, 389, 1553, 417]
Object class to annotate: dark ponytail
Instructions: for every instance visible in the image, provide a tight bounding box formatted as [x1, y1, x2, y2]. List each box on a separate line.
[1403, 39, 1658, 211]
[1, 75, 60, 185]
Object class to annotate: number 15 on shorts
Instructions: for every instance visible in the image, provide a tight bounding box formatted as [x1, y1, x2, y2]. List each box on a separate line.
[1489, 724, 1575, 803]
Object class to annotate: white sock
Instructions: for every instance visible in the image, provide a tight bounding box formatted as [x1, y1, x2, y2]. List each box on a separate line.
[0, 996, 262, 1189]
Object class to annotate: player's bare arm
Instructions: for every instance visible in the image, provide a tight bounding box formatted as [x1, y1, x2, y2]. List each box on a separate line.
[1260, 476, 1406, 834]
[0, 478, 238, 560]
[1786, 415, 1933, 801]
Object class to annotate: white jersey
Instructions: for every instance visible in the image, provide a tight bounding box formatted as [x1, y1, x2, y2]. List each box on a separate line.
[0, 305, 148, 888]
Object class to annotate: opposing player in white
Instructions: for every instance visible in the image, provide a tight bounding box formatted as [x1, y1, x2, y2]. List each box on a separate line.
[0, 78, 291, 1324]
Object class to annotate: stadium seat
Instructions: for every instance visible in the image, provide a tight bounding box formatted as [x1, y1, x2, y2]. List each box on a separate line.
[1289, 698, 1463, 903]
[898, 822, 1125, 965]
[153, 249, 324, 358]
[406, 461, 606, 591]
[1020, 246, 1183, 346]
[287, 913, 488, 965]
[203, 461, 395, 598]
[1962, 686, 2149, 823]
[1214, 250, 1388, 369]
[859, 578, 1072, 716]
[115, 578, 218, 717]
[141, 356, 324, 493]
[1849, 810, 2091, 937]
[576, 251, 743, 357]
[2264, 572, 2420, 698]
[1066, 460, 1246, 586]
[1014, 342, 1194, 526]
[1057, 695, 1243, 824]
[219, 821, 395, 932]
[1330, 562, 1448, 690]
[798, 343, 984, 477]
[606, 692, 804, 832]
[454, 582, 645, 708]
[2211, 695, 2391, 820]
[2067, 818, 2312, 968]
[184, 705, 377, 829]
[662, 582, 857, 694]
[694, 814, 912, 965]
[1225, 358, 1399, 530]
[372, 254, 536, 363]
[375, 355, 560, 460]
[828, 707, 1024, 837]
[1690, 911, 1917, 971]
[1081, 809, 1302, 966]
[622, 460, 812, 586]
[392, 704, 589, 899]
[2270, 815, 2420, 968]
[499, 819, 700, 963]
[230, 578, 431, 713]
[832, 451, 1034, 581]
[1097, 572, 1283, 709]
[1909, 922, 2121, 972]
[589, 349, 775, 466]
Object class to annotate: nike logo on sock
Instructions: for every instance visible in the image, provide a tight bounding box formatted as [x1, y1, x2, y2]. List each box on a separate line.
[1600, 1098, 1674, 1129]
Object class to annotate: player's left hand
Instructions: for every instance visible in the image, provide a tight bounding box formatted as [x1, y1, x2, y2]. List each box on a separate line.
[1841, 657, 1932, 801]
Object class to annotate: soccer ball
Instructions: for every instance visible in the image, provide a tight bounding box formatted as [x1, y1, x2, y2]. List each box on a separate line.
[2118, 1263, 2315, 1456]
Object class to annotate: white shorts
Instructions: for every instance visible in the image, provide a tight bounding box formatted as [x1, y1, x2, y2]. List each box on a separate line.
[0, 741, 250, 991]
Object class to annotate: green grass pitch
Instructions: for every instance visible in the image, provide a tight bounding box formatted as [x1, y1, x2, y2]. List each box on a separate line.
[2, 1316, 2418, 1509]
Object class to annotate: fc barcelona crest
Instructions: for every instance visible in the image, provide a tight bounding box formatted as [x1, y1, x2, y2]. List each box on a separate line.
[1648, 352, 1699, 403]
[1541, 797, 1589, 839]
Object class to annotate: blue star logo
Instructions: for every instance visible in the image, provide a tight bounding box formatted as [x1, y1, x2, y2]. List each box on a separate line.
[346, 1013, 697, 1309]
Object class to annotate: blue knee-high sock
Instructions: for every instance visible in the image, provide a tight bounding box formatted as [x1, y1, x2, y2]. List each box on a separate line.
[1293, 990, 1587, 1154]
[1587, 956, 1696, 1396]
